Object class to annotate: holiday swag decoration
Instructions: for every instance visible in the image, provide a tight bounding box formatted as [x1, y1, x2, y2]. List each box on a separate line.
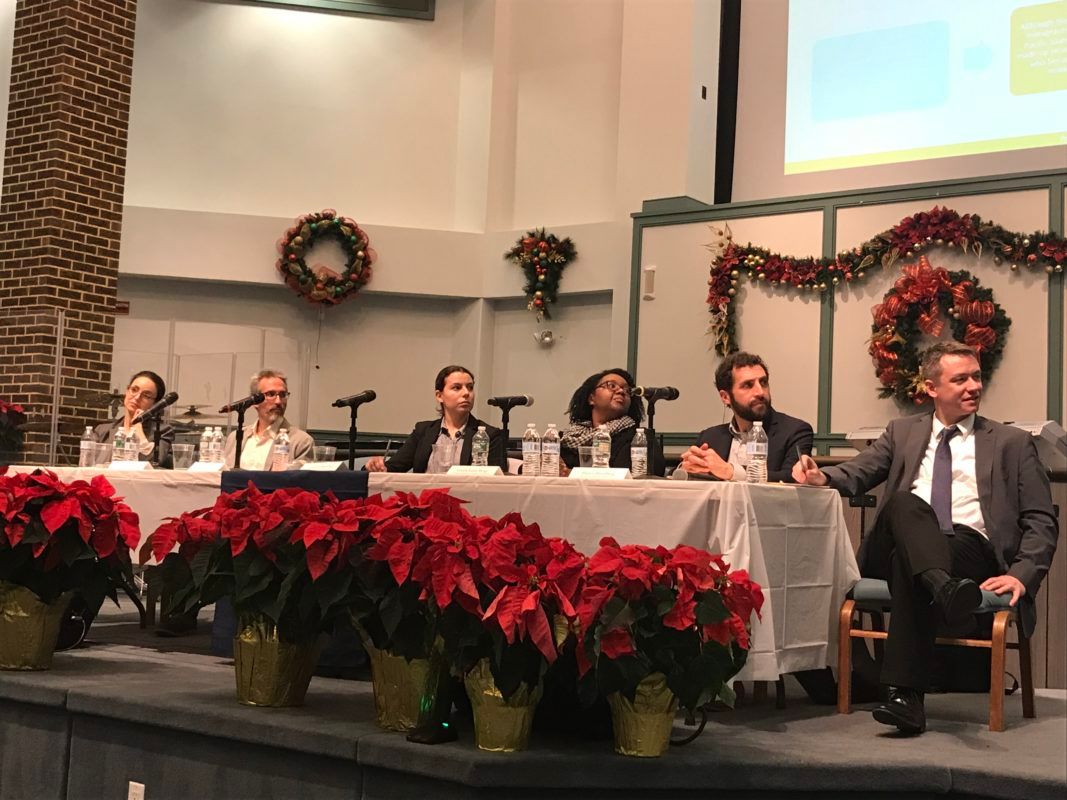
[705, 205, 1064, 358]
[869, 256, 1009, 405]
[277, 209, 375, 305]
[505, 229, 578, 320]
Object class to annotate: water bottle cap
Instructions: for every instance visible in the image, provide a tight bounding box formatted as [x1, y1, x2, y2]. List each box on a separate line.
[547, 423, 556, 428]
[527, 423, 536, 428]
[753, 421, 763, 427]
[477, 426, 486, 431]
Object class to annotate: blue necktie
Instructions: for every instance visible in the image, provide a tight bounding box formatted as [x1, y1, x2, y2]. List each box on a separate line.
[930, 425, 958, 533]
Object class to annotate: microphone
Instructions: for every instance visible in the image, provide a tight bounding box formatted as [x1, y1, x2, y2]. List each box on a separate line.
[332, 389, 377, 408]
[635, 386, 680, 402]
[219, 392, 265, 414]
[487, 395, 534, 409]
[132, 392, 179, 424]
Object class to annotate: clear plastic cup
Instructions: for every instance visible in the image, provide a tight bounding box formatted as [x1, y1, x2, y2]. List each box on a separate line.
[312, 445, 337, 462]
[171, 443, 196, 469]
[577, 446, 594, 468]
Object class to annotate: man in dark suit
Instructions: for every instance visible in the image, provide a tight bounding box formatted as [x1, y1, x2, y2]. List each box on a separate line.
[681, 351, 813, 482]
[793, 342, 1058, 734]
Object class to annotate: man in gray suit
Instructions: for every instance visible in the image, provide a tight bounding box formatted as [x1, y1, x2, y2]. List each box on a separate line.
[793, 342, 1058, 734]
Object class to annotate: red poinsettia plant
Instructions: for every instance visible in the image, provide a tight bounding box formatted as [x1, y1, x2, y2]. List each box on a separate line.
[0, 467, 140, 611]
[425, 508, 587, 700]
[341, 488, 472, 660]
[575, 537, 763, 714]
[149, 484, 384, 642]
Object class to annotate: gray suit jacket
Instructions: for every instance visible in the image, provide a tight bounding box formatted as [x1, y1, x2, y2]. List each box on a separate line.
[822, 413, 1058, 634]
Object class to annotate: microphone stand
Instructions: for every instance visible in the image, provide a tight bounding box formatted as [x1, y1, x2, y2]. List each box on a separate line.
[497, 404, 517, 471]
[233, 407, 249, 470]
[148, 413, 164, 469]
[347, 404, 359, 471]
[645, 398, 661, 477]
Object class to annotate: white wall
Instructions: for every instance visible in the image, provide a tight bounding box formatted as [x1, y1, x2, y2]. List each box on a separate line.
[109, 0, 721, 434]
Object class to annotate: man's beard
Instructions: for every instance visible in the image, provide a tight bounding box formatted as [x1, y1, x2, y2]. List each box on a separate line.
[732, 397, 770, 423]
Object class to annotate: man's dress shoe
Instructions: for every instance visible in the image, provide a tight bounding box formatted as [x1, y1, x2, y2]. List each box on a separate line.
[872, 687, 926, 734]
[932, 577, 982, 626]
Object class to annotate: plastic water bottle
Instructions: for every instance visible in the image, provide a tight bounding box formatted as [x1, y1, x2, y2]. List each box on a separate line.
[541, 423, 560, 477]
[746, 421, 768, 483]
[630, 427, 648, 477]
[125, 429, 139, 461]
[199, 428, 212, 463]
[79, 426, 94, 467]
[210, 426, 224, 463]
[110, 428, 126, 463]
[273, 429, 291, 470]
[592, 424, 612, 468]
[471, 426, 490, 467]
[522, 423, 541, 476]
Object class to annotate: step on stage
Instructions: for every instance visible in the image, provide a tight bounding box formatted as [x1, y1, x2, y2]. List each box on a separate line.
[1, 605, 1064, 800]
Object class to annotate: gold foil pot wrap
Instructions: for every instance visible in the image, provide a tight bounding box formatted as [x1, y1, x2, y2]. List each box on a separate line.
[552, 614, 572, 649]
[0, 582, 73, 671]
[607, 672, 678, 757]
[233, 615, 321, 707]
[463, 658, 542, 752]
[364, 641, 433, 732]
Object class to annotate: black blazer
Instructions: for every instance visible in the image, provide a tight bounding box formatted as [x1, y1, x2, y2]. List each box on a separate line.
[695, 407, 813, 483]
[92, 417, 175, 469]
[384, 415, 506, 473]
[561, 425, 665, 475]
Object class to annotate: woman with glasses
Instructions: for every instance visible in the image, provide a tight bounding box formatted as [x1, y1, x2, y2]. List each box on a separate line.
[91, 370, 174, 467]
[560, 368, 661, 474]
[365, 364, 505, 473]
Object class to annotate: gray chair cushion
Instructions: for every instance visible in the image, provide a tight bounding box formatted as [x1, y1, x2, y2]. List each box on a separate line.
[849, 577, 1014, 614]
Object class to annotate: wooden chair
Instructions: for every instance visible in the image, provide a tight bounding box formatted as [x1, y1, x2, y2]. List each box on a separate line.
[837, 578, 1035, 731]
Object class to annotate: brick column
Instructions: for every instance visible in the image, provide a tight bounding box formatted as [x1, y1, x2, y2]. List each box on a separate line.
[0, 0, 137, 464]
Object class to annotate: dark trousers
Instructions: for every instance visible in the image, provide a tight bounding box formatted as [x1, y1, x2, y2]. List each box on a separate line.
[860, 492, 999, 689]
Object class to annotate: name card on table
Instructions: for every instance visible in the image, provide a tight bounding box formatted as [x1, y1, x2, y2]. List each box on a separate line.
[107, 460, 151, 471]
[568, 467, 631, 480]
[188, 461, 225, 473]
[301, 461, 345, 471]
[447, 465, 504, 476]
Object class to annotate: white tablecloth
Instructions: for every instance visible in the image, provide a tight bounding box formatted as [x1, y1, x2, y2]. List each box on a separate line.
[368, 474, 861, 681]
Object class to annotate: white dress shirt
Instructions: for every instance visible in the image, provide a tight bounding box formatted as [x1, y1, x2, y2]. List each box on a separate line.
[240, 418, 283, 471]
[910, 413, 987, 538]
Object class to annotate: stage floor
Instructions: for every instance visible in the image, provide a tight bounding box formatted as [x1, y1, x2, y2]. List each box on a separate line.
[0, 599, 1063, 800]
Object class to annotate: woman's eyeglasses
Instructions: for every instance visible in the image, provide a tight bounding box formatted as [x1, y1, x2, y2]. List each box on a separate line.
[126, 386, 157, 402]
[596, 381, 631, 395]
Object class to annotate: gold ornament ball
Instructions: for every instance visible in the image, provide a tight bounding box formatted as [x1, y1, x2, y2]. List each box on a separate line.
[534, 290, 543, 298]
[727, 288, 737, 296]
[757, 272, 766, 280]
[1010, 264, 1019, 271]
[730, 270, 739, 278]
[730, 279, 738, 287]
[1023, 238, 1030, 247]
[1046, 265, 1055, 274]
[935, 238, 944, 246]
[832, 277, 839, 285]
[857, 272, 865, 280]
[1055, 265, 1063, 273]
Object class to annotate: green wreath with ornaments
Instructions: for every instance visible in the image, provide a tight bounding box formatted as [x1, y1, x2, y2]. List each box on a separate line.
[505, 228, 578, 321]
[277, 209, 375, 305]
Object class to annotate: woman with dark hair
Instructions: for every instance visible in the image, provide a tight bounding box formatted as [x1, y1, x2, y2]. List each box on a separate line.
[365, 365, 505, 473]
[560, 368, 661, 474]
[91, 370, 174, 468]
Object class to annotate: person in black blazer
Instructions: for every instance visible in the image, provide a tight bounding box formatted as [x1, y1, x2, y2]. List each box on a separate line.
[681, 352, 812, 482]
[365, 365, 505, 473]
[559, 368, 663, 475]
